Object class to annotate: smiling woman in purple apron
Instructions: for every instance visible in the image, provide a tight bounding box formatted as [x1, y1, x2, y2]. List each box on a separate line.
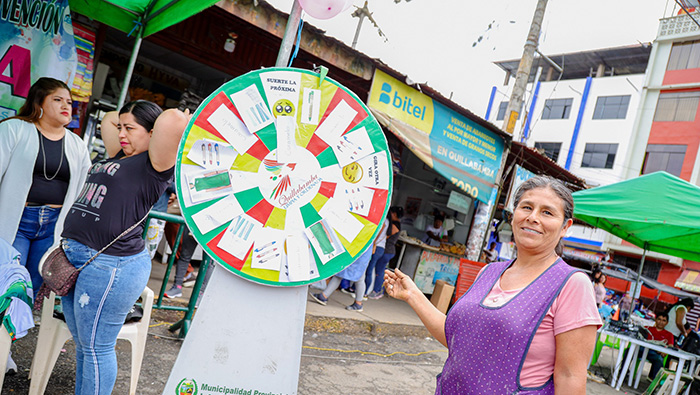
[384, 176, 601, 394]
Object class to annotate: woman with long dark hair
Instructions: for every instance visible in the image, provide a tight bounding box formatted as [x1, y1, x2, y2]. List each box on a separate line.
[0, 77, 91, 292]
[59, 100, 189, 394]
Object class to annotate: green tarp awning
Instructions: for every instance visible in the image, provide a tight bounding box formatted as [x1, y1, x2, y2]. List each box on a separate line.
[572, 171, 700, 262]
[69, 0, 220, 37]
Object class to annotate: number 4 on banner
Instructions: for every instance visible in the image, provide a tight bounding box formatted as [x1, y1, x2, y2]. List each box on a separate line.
[0, 45, 31, 98]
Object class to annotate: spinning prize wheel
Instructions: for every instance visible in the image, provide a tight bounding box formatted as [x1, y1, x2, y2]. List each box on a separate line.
[175, 68, 392, 286]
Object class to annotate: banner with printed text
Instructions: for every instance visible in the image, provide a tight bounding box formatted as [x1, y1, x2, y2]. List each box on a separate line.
[0, 0, 77, 118]
[368, 69, 506, 204]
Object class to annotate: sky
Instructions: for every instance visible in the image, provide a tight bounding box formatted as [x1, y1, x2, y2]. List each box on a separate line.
[265, 0, 674, 118]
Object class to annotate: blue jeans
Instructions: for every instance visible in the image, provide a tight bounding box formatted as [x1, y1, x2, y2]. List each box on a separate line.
[61, 238, 151, 395]
[365, 249, 395, 294]
[646, 349, 664, 379]
[12, 205, 60, 292]
[364, 247, 385, 294]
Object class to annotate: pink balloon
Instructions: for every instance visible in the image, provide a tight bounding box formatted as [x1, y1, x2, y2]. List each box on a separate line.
[298, 0, 352, 20]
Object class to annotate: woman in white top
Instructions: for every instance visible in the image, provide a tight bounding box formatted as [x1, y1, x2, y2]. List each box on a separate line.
[665, 297, 695, 340]
[0, 77, 91, 292]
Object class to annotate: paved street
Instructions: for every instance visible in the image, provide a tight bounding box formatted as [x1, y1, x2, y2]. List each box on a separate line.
[1, 261, 651, 394]
[3, 307, 650, 395]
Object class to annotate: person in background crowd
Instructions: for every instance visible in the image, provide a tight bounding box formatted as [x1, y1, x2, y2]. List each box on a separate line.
[59, 100, 189, 395]
[665, 297, 696, 344]
[594, 273, 607, 309]
[483, 242, 498, 263]
[365, 206, 403, 300]
[423, 213, 447, 247]
[163, 224, 199, 299]
[644, 313, 675, 379]
[619, 292, 633, 322]
[0, 77, 91, 294]
[311, 248, 373, 311]
[355, 210, 389, 298]
[621, 312, 675, 382]
[385, 176, 601, 394]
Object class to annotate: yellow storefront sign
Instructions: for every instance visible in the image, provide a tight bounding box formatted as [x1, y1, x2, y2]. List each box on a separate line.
[368, 70, 434, 133]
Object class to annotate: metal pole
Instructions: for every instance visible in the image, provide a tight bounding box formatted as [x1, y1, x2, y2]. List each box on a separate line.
[275, 0, 303, 67]
[352, 13, 365, 49]
[502, 0, 548, 135]
[351, 1, 369, 49]
[117, 26, 143, 110]
[630, 246, 648, 320]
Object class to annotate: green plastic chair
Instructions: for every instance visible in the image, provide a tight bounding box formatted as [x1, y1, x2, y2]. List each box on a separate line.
[591, 333, 623, 366]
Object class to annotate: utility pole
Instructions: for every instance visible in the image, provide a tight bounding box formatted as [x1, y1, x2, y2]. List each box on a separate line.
[502, 0, 548, 135]
[351, 1, 370, 49]
[351, 1, 386, 49]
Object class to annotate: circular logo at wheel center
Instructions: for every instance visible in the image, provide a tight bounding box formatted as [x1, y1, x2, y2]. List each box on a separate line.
[258, 147, 322, 210]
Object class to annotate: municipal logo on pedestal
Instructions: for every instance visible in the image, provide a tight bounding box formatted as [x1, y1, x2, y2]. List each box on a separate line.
[176, 378, 198, 395]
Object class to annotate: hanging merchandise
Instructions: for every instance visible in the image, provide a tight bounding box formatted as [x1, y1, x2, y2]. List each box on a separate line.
[70, 23, 96, 103]
[176, 67, 393, 286]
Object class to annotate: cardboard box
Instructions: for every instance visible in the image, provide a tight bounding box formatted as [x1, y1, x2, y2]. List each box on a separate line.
[430, 280, 455, 314]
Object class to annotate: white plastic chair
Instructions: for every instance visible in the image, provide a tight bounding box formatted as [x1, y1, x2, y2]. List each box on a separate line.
[0, 325, 11, 391]
[28, 287, 154, 395]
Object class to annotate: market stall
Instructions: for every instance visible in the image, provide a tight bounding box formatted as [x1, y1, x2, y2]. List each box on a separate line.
[394, 234, 466, 294]
[573, 171, 700, 315]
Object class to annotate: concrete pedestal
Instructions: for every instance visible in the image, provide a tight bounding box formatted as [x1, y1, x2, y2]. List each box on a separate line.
[163, 266, 307, 395]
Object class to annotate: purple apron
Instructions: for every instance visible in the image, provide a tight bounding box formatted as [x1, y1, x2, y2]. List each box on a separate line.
[436, 259, 577, 395]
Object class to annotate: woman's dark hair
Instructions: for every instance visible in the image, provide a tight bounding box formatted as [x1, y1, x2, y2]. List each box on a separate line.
[1, 77, 70, 124]
[387, 206, 403, 235]
[119, 100, 163, 132]
[388, 206, 404, 219]
[591, 267, 603, 282]
[665, 297, 696, 315]
[512, 175, 573, 256]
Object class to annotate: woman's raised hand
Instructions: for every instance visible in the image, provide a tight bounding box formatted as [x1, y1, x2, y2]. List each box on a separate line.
[384, 268, 418, 302]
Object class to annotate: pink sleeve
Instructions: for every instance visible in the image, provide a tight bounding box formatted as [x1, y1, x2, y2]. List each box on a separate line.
[552, 271, 603, 336]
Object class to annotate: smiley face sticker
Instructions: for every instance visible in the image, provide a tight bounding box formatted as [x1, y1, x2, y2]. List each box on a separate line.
[342, 162, 363, 183]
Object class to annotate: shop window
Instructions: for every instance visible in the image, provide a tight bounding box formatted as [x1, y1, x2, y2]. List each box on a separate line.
[668, 40, 700, 70]
[496, 101, 508, 121]
[496, 101, 521, 121]
[581, 143, 618, 169]
[654, 92, 700, 122]
[534, 142, 562, 162]
[642, 144, 686, 177]
[592, 95, 631, 120]
[614, 254, 661, 280]
[643, 260, 661, 280]
[542, 98, 573, 120]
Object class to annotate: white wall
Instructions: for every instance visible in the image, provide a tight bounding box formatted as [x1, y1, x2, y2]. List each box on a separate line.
[490, 73, 645, 187]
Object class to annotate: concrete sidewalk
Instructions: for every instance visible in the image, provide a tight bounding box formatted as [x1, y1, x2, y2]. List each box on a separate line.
[149, 259, 429, 337]
[304, 284, 429, 337]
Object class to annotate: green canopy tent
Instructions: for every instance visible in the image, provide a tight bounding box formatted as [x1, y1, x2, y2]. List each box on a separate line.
[572, 171, 700, 314]
[69, 0, 220, 108]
